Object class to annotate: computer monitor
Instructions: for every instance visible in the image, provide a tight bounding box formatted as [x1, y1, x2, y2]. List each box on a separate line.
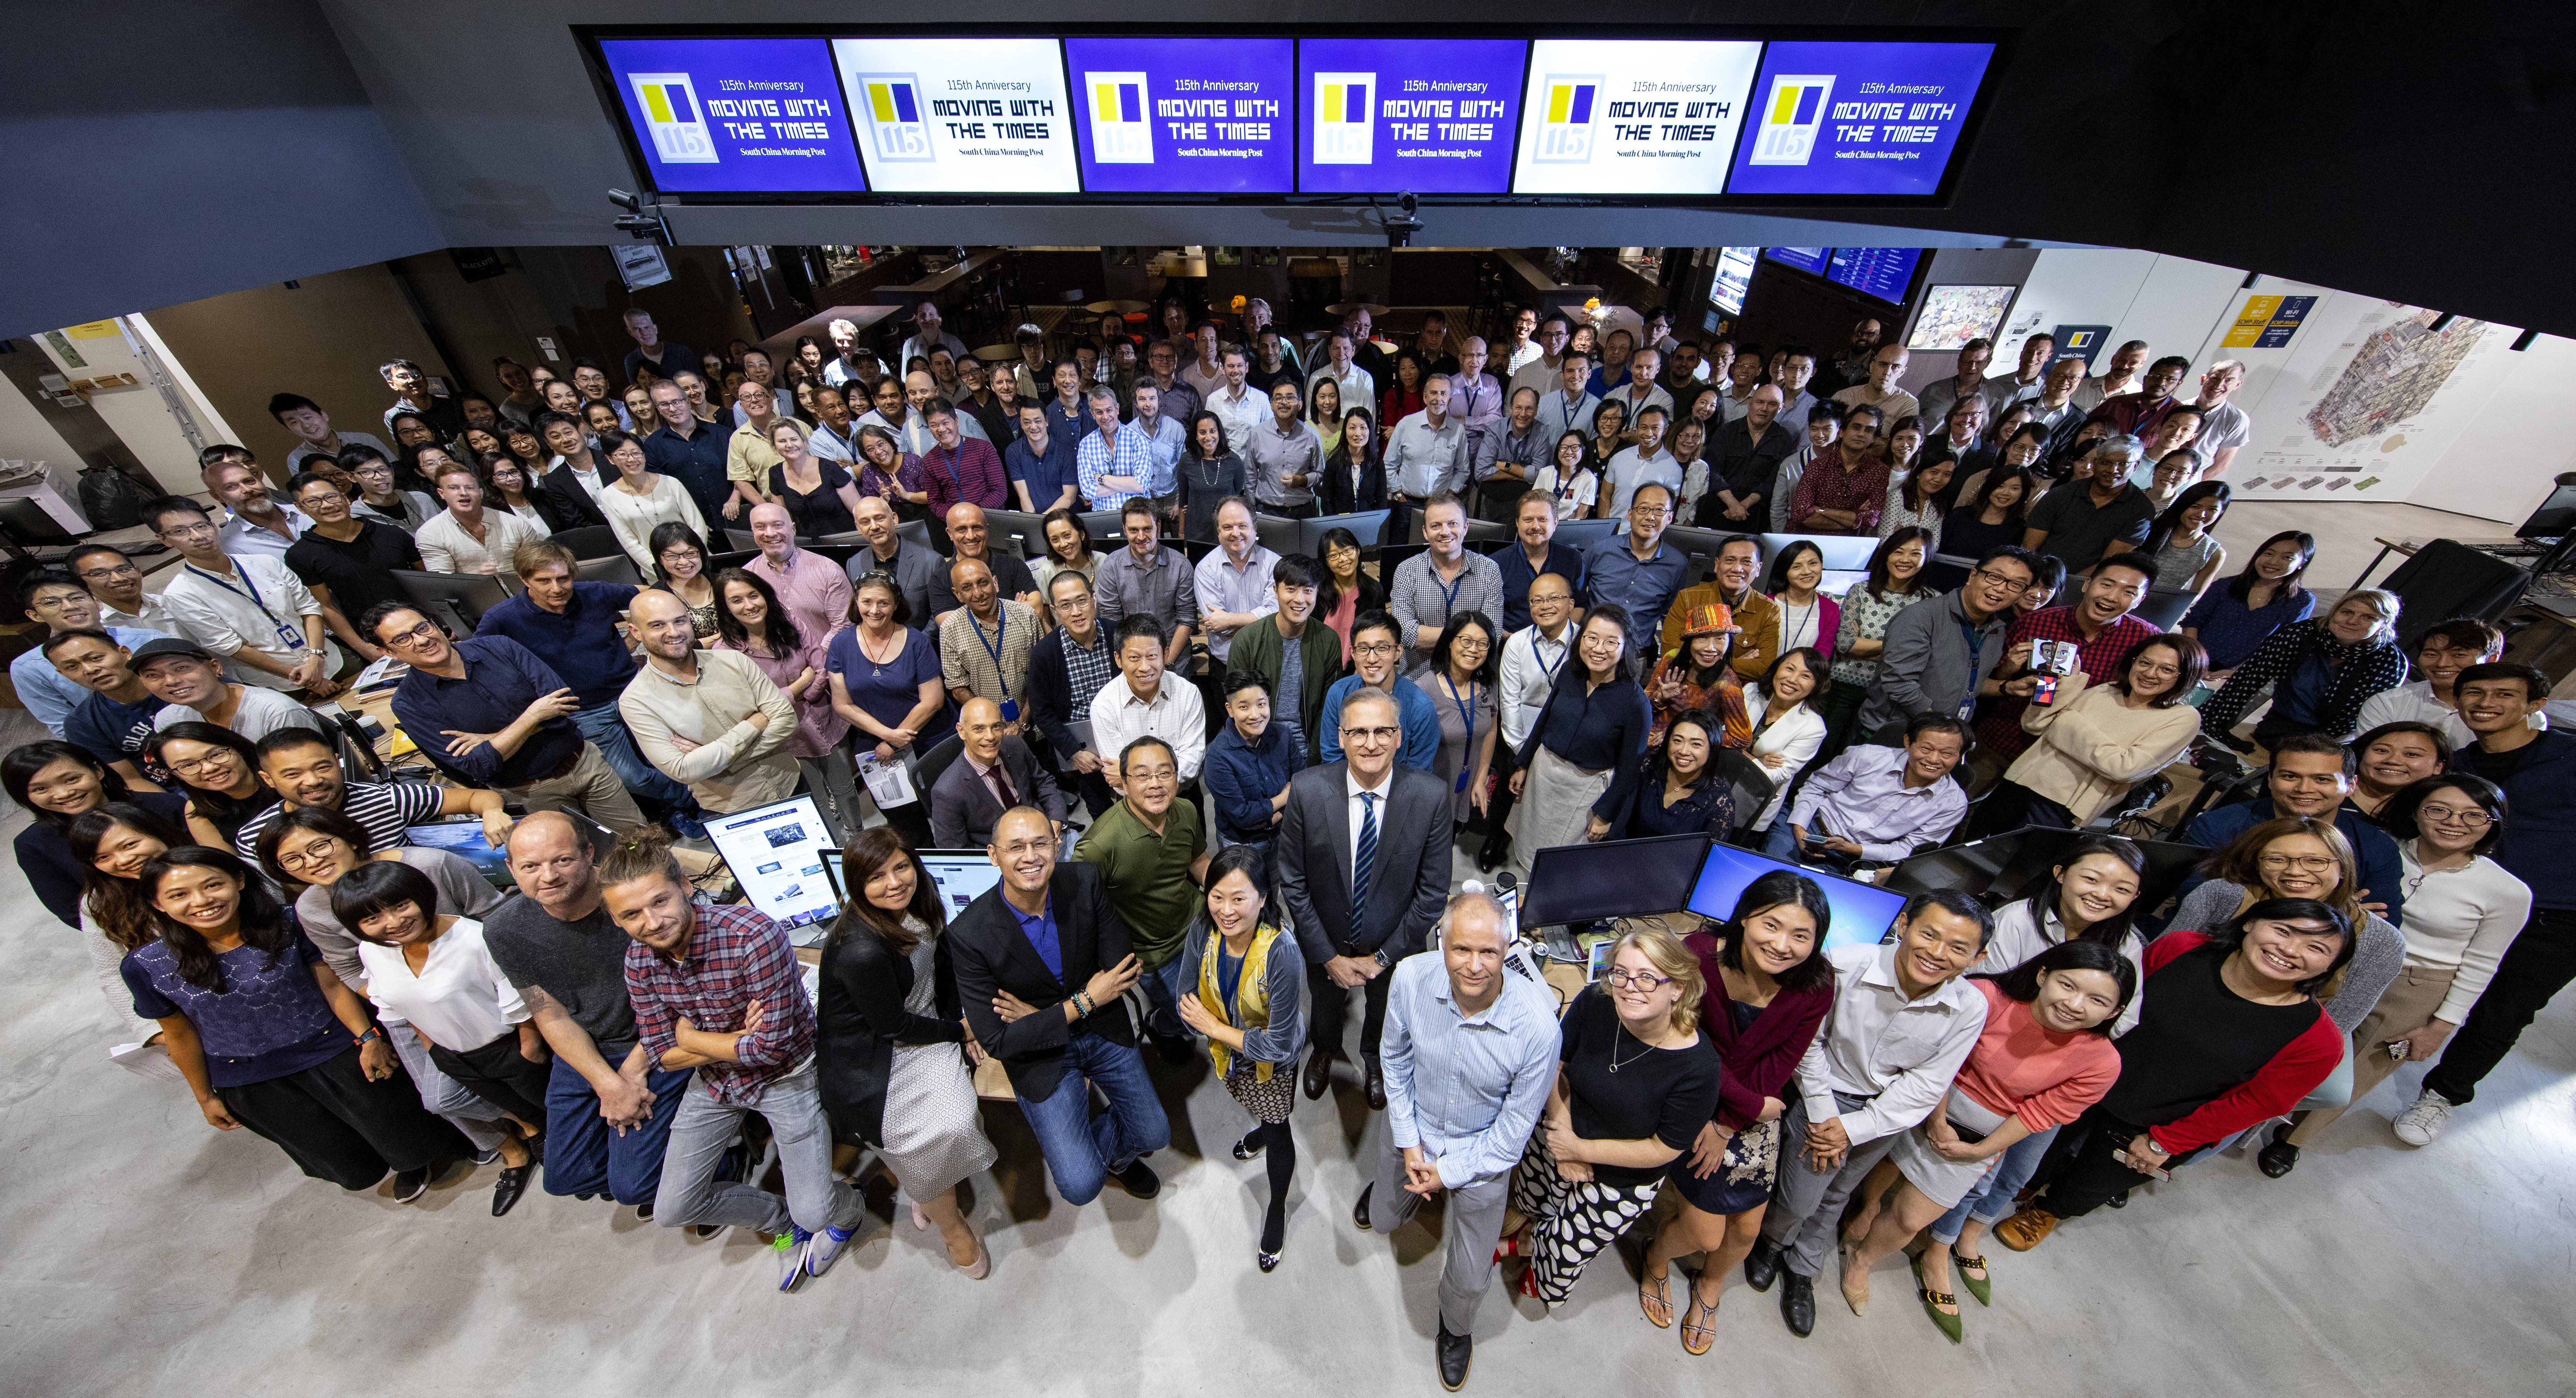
[402, 819, 516, 893]
[1685, 841, 1912, 951]
[1302, 509, 1389, 553]
[1759, 533, 1881, 572]
[1819, 568, 1871, 597]
[393, 570, 513, 631]
[2515, 478, 2576, 540]
[573, 555, 643, 587]
[1521, 834, 1712, 927]
[1462, 518, 1513, 546]
[817, 846, 1002, 922]
[1551, 518, 1621, 553]
[702, 795, 840, 938]
[1661, 524, 1756, 581]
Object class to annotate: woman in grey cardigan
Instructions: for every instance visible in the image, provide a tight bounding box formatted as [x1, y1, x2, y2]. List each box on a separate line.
[1176, 845, 1307, 1274]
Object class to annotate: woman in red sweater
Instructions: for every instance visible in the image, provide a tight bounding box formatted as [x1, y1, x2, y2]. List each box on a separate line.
[1636, 870, 1837, 1356]
[1995, 899, 2354, 1249]
[1834, 939, 2133, 1339]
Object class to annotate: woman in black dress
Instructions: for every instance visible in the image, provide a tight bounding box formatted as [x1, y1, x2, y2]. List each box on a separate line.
[1178, 410, 1248, 544]
[1320, 408, 1387, 515]
[1615, 709, 1735, 841]
[766, 417, 865, 537]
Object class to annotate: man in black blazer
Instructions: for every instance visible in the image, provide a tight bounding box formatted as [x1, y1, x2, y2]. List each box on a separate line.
[540, 461, 611, 530]
[949, 806, 1170, 1205]
[930, 697, 1065, 848]
[1280, 685, 1456, 1109]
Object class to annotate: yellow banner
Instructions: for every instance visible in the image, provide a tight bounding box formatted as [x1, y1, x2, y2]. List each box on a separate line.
[2220, 294, 2281, 348]
[65, 320, 122, 339]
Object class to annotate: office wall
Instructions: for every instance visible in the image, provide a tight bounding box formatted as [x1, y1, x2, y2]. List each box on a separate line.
[2407, 332, 2576, 524]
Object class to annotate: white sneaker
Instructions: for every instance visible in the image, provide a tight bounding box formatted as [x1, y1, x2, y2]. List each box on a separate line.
[2392, 1088, 2454, 1146]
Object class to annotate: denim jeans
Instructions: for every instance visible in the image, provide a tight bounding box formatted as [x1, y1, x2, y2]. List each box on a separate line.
[541, 1056, 691, 1205]
[1138, 956, 1189, 1040]
[1016, 1033, 1170, 1205]
[573, 701, 704, 835]
[1928, 1124, 2057, 1244]
[654, 1061, 864, 1236]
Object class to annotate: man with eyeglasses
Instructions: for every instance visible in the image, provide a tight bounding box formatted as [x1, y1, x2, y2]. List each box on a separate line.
[281, 472, 423, 628]
[1320, 612, 1440, 773]
[1971, 551, 2163, 775]
[1659, 534, 1776, 679]
[2180, 730, 2404, 922]
[1582, 483, 1692, 662]
[12, 570, 168, 740]
[1026, 570, 1123, 818]
[373, 603, 647, 834]
[1857, 543, 2040, 746]
[66, 543, 172, 635]
[147, 498, 345, 698]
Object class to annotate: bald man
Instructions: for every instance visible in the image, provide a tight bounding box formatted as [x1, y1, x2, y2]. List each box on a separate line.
[618, 589, 799, 812]
[743, 500, 851, 641]
[926, 501, 1039, 623]
[930, 697, 1064, 847]
[939, 552, 1041, 727]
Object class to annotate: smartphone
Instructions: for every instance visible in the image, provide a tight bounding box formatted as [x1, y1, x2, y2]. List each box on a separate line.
[2031, 674, 2060, 705]
[1803, 812, 1835, 849]
[2386, 1039, 2410, 1062]
[2112, 1148, 2172, 1182]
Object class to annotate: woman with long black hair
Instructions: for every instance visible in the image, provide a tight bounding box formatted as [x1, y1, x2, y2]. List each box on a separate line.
[1174, 844, 1308, 1272]
[124, 847, 467, 1198]
[9, 740, 188, 931]
[69, 801, 191, 1039]
[1320, 407, 1387, 516]
[2179, 528, 2317, 678]
[1506, 605, 1651, 884]
[144, 722, 275, 851]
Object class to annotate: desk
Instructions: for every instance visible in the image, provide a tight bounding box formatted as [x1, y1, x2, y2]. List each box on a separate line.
[2351, 534, 2533, 588]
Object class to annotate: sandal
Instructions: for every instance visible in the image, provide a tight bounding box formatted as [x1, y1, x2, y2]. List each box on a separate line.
[1911, 1253, 1962, 1343]
[1679, 1276, 1719, 1356]
[1639, 1263, 1674, 1329]
[1491, 1228, 1530, 1264]
[1954, 1252, 1993, 1307]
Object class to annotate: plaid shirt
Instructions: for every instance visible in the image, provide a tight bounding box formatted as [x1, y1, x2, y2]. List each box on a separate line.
[624, 902, 813, 1107]
[1058, 624, 1119, 711]
[1974, 606, 2160, 761]
[1077, 421, 1160, 508]
[912, 438, 1009, 512]
[1788, 446, 1891, 534]
[941, 599, 1040, 707]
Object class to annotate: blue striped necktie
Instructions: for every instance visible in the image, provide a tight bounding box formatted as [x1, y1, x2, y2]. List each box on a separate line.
[1352, 790, 1379, 923]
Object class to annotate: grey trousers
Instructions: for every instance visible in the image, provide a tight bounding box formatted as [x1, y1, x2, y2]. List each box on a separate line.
[1369, 1116, 1513, 1334]
[655, 1060, 864, 1237]
[512, 741, 649, 834]
[389, 1022, 509, 1156]
[1757, 1097, 1903, 1280]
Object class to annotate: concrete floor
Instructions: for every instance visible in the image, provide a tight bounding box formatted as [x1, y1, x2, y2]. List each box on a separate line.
[6, 500, 2573, 1396]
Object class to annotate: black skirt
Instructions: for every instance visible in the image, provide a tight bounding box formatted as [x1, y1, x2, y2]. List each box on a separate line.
[218, 1046, 470, 1190]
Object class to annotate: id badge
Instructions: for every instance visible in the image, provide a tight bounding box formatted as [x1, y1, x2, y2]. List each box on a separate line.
[999, 699, 1021, 723]
[273, 621, 308, 651]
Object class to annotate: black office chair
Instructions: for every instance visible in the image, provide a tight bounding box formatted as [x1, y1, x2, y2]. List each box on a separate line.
[552, 525, 624, 560]
[1712, 749, 1777, 840]
[907, 733, 967, 801]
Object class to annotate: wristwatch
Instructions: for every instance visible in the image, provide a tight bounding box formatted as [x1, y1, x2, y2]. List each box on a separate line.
[1373, 948, 1393, 970]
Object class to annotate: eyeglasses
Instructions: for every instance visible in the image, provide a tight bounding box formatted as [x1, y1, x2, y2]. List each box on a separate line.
[1344, 726, 1400, 742]
[2417, 805, 2493, 828]
[1604, 969, 1673, 992]
[158, 521, 217, 539]
[164, 753, 237, 776]
[383, 619, 444, 647]
[1352, 641, 1399, 657]
[1971, 566, 2032, 590]
[75, 562, 138, 581]
[2257, 854, 2340, 874]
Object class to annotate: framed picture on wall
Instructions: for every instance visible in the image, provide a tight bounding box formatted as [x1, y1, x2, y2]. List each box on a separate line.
[1907, 284, 2017, 351]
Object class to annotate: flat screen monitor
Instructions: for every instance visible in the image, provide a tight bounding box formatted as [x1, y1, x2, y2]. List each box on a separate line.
[1065, 37, 1295, 194]
[394, 570, 513, 630]
[1825, 247, 1924, 305]
[831, 37, 1080, 193]
[595, 36, 869, 195]
[1295, 37, 1526, 194]
[1520, 834, 1712, 927]
[1758, 532, 1881, 572]
[1510, 40, 1763, 197]
[2517, 479, 2576, 539]
[1300, 509, 1389, 554]
[574, 555, 643, 587]
[1763, 246, 1831, 276]
[1550, 517, 1622, 553]
[704, 796, 840, 935]
[1711, 246, 1758, 315]
[1819, 567, 1871, 597]
[917, 850, 1004, 918]
[1726, 41, 1996, 199]
[1685, 842, 1911, 951]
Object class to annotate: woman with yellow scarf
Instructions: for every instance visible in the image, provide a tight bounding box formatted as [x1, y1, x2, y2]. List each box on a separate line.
[1176, 843, 1308, 1273]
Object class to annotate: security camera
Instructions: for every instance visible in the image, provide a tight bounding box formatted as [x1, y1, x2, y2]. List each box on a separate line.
[609, 189, 672, 245]
[1384, 191, 1423, 250]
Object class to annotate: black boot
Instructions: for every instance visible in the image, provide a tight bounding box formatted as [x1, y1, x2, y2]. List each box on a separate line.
[1779, 1271, 1816, 1337]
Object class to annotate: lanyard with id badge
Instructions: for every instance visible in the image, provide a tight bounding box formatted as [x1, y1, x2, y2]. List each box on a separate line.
[970, 610, 1018, 723]
[188, 562, 306, 653]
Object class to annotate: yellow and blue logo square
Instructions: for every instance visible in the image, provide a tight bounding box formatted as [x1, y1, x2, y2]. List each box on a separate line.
[855, 72, 932, 162]
[1087, 72, 1153, 163]
[629, 72, 717, 164]
[1313, 71, 1374, 165]
[1748, 74, 1835, 166]
[1531, 75, 1601, 164]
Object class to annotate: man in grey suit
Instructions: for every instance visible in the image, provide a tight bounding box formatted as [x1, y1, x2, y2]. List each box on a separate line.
[842, 495, 945, 626]
[1280, 685, 1455, 1110]
[930, 697, 1065, 849]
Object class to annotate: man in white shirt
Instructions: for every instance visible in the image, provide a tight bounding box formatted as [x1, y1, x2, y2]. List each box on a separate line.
[1502, 306, 1545, 376]
[617, 589, 799, 814]
[66, 544, 172, 635]
[1205, 346, 1269, 454]
[148, 499, 345, 696]
[1090, 614, 1206, 790]
[1601, 405, 1681, 520]
[415, 459, 539, 575]
[1604, 347, 1676, 435]
[1508, 314, 1574, 402]
[1532, 352, 1602, 447]
[1192, 499, 1279, 664]
[271, 393, 392, 476]
[1485, 570, 1577, 870]
[204, 457, 313, 559]
[1830, 343, 1919, 426]
[2074, 339, 2148, 413]
[895, 302, 969, 377]
[2354, 617, 2539, 747]
[1383, 376, 1470, 539]
[1746, 892, 1993, 1337]
[821, 318, 880, 389]
[1446, 336, 1503, 464]
[2185, 359, 2252, 476]
[1307, 330, 1374, 420]
[896, 370, 990, 456]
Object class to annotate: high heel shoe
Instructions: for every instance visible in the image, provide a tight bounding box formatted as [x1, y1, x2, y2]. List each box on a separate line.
[1837, 1238, 1869, 1316]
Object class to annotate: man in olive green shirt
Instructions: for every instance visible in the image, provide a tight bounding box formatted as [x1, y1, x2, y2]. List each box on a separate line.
[1073, 735, 1211, 1061]
[1225, 553, 1340, 764]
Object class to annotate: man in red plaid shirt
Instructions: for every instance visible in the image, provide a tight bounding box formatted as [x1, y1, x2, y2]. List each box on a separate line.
[609, 841, 866, 1291]
[1971, 551, 2162, 776]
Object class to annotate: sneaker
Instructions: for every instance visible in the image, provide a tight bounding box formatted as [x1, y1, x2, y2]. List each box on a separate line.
[2392, 1088, 2455, 1146]
[392, 1166, 433, 1204]
[805, 1222, 859, 1278]
[774, 1227, 812, 1291]
[634, 1201, 655, 1222]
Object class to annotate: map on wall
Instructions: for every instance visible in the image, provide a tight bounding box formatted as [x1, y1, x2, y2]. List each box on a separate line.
[2303, 311, 2484, 447]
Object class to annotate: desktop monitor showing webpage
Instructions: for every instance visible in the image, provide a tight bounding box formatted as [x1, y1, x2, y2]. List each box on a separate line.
[705, 796, 839, 933]
[820, 848, 1004, 922]
[1686, 841, 1910, 951]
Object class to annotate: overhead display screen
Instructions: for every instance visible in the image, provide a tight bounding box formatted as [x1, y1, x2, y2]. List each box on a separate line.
[1509, 40, 1763, 196]
[830, 37, 1080, 193]
[1727, 41, 1995, 198]
[597, 37, 867, 194]
[1763, 246, 1831, 276]
[1064, 37, 1295, 194]
[1711, 246, 1758, 314]
[1294, 38, 1526, 195]
[1826, 246, 1924, 303]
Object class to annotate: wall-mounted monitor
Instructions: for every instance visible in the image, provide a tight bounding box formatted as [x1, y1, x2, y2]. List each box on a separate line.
[831, 37, 1080, 193]
[1824, 246, 1924, 305]
[597, 37, 869, 195]
[1726, 41, 1996, 199]
[1509, 39, 1763, 196]
[1711, 245, 1758, 314]
[1295, 37, 1526, 194]
[1064, 37, 1296, 194]
[1763, 245, 1831, 276]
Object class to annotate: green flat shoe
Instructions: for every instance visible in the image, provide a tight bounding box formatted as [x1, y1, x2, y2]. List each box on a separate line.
[1912, 1254, 1964, 1344]
[1954, 1251, 1993, 1307]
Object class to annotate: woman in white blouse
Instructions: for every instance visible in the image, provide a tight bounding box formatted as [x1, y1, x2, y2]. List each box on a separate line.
[1738, 647, 1828, 832]
[597, 429, 708, 573]
[415, 459, 540, 575]
[481, 455, 556, 538]
[2280, 773, 2530, 1159]
[331, 858, 546, 1217]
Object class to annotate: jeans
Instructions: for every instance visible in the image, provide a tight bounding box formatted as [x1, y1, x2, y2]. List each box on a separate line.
[655, 1061, 864, 1236]
[542, 1056, 690, 1205]
[1138, 956, 1189, 1040]
[1928, 1125, 2058, 1244]
[1016, 1033, 1170, 1205]
[389, 1022, 509, 1156]
[1760, 820, 1857, 875]
[573, 702, 704, 836]
[2427, 905, 2576, 1105]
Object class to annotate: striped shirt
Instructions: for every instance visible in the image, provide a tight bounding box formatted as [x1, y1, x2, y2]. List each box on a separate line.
[233, 780, 449, 858]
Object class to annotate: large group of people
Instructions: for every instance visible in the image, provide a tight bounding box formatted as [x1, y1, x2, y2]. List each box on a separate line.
[10, 294, 2569, 1390]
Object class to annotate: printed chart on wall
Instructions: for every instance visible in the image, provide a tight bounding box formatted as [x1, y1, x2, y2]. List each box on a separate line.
[2226, 293, 2517, 506]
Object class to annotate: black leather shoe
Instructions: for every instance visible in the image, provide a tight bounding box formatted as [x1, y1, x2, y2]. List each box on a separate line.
[2257, 1127, 2300, 1179]
[1152, 1029, 1197, 1066]
[634, 1200, 655, 1221]
[1436, 1321, 1472, 1390]
[1353, 1182, 1374, 1232]
[1779, 1271, 1816, 1337]
[1364, 1057, 1388, 1111]
[490, 1162, 534, 1217]
[1111, 1159, 1162, 1200]
[1302, 1048, 1333, 1100]
[1743, 1239, 1782, 1292]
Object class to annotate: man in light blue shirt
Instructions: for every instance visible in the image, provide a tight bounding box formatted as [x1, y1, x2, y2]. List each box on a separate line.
[1076, 387, 1156, 509]
[1128, 382, 1187, 502]
[1356, 892, 1559, 1385]
[13, 569, 166, 738]
[1533, 352, 1602, 445]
